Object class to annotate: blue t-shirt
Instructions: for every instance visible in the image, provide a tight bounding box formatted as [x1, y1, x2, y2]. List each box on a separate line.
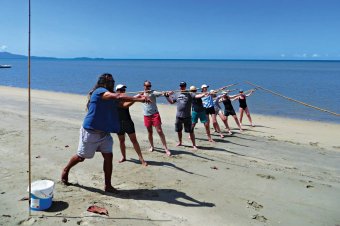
[202, 95, 214, 108]
[83, 87, 120, 133]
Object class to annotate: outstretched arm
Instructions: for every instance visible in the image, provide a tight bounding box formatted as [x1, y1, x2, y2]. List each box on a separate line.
[245, 89, 256, 97]
[102, 91, 150, 103]
[194, 92, 208, 99]
[164, 91, 176, 104]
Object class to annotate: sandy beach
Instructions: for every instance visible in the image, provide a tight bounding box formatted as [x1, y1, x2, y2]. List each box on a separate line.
[0, 86, 339, 226]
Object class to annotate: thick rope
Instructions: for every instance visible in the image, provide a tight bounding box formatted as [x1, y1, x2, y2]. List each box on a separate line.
[245, 81, 340, 117]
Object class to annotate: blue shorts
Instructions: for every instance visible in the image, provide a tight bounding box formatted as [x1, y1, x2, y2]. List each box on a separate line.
[192, 111, 208, 124]
[77, 127, 113, 159]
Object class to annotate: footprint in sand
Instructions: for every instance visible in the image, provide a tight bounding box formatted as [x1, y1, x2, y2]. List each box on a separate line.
[247, 200, 263, 211]
[256, 174, 275, 180]
[252, 214, 268, 223]
[18, 217, 37, 225]
[309, 142, 319, 147]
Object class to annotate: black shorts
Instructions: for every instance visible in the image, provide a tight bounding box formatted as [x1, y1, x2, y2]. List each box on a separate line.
[239, 104, 247, 110]
[224, 109, 236, 116]
[205, 107, 216, 115]
[117, 120, 135, 135]
[175, 117, 193, 133]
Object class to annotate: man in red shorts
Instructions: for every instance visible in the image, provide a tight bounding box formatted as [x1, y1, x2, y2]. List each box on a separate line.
[142, 80, 171, 156]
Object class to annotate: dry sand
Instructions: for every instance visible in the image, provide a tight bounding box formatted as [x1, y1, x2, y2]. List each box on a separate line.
[0, 86, 339, 226]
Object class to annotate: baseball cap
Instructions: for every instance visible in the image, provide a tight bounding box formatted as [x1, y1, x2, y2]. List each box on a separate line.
[239, 89, 244, 93]
[189, 86, 197, 91]
[179, 81, 187, 87]
[201, 84, 209, 89]
[116, 84, 127, 91]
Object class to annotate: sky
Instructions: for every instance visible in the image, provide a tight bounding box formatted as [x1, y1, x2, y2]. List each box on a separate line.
[1, 0, 340, 60]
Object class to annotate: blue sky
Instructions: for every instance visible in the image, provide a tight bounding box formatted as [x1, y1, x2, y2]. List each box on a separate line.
[1, 0, 340, 59]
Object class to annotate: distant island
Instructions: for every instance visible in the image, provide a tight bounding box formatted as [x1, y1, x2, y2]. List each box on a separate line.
[1, 51, 339, 62]
[0, 52, 105, 60]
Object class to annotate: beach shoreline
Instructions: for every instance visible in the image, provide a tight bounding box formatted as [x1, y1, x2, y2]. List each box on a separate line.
[1, 86, 340, 225]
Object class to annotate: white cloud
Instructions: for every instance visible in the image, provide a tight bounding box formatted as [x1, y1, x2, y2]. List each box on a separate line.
[0, 45, 7, 51]
[312, 53, 319, 57]
[281, 54, 286, 57]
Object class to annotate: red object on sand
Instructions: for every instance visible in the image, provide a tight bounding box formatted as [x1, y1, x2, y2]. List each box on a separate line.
[87, 205, 109, 216]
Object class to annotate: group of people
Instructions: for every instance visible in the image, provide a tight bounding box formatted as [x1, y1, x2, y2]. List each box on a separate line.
[61, 73, 255, 193]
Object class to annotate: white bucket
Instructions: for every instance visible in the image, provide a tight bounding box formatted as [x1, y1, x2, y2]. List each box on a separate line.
[27, 180, 54, 211]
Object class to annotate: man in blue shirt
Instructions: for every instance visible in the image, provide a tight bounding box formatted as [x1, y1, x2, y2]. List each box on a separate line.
[61, 73, 149, 193]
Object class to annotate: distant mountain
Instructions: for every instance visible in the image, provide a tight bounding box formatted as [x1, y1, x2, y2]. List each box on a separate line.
[0, 51, 59, 60]
[0, 52, 102, 60]
[0, 52, 27, 59]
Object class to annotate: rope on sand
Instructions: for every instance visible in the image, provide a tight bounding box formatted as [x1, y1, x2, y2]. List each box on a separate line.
[245, 81, 340, 117]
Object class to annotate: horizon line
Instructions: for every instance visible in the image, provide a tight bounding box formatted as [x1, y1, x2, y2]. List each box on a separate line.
[1, 51, 340, 62]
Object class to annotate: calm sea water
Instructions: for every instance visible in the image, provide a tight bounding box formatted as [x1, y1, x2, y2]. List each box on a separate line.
[1, 59, 339, 123]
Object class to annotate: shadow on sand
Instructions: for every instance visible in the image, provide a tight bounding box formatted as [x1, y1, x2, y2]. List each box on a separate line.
[70, 183, 215, 208]
[127, 159, 207, 177]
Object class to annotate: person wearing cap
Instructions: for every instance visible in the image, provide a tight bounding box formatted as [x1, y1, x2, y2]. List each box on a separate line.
[190, 85, 214, 142]
[201, 84, 224, 138]
[142, 80, 171, 156]
[61, 73, 150, 193]
[116, 84, 148, 166]
[165, 82, 207, 149]
[233, 89, 256, 127]
[219, 91, 243, 132]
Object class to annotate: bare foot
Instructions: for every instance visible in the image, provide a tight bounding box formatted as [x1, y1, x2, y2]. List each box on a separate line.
[118, 157, 126, 163]
[192, 146, 198, 150]
[176, 142, 182, 147]
[104, 185, 118, 193]
[140, 159, 148, 166]
[61, 169, 69, 185]
[239, 128, 243, 132]
[149, 147, 154, 152]
[227, 130, 232, 135]
[208, 138, 215, 142]
[251, 124, 255, 127]
[220, 134, 225, 138]
[165, 149, 171, 156]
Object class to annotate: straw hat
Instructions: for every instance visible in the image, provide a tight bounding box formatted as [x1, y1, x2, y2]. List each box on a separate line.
[190, 86, 197, 91]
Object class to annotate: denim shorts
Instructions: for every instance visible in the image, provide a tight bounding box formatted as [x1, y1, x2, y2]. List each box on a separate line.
[77, 127, 113, 159]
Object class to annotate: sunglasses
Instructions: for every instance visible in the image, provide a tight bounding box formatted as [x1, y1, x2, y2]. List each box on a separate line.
[144, 85, 152, 87]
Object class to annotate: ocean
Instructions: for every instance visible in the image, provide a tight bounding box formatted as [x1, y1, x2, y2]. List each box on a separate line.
[1, 59, 339, 123]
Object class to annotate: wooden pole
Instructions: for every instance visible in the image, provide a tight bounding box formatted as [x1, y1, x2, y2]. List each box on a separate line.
[28, 0, 32, 216]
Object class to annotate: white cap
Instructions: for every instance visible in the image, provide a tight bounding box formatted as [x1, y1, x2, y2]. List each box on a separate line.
[116, 84, 127, 91]
[201, 84, 209, 89]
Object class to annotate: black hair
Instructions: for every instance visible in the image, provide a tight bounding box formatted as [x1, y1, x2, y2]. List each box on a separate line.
[86, 73, 115, 110]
